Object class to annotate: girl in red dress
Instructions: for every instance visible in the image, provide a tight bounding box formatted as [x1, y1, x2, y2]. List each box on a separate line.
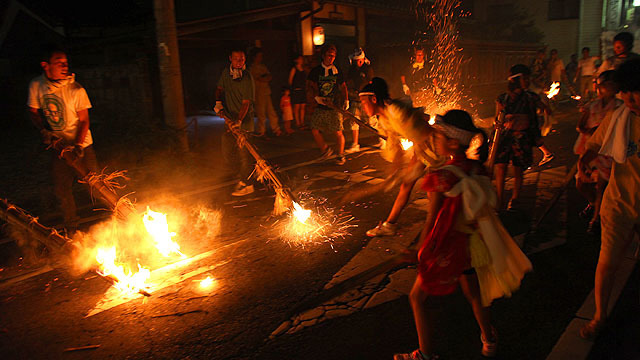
[395, 110, 532, 360]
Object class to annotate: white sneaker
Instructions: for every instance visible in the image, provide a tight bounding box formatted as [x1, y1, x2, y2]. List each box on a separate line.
[335, 155, 346, 165]
[345, 143, 360, 153]
[231, 181, 254, 196]
[366, 221, 397, 237]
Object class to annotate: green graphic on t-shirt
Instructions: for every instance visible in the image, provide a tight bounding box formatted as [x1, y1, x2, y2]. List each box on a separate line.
[319, 74, 337, 98]
[43, 94, 65, 130]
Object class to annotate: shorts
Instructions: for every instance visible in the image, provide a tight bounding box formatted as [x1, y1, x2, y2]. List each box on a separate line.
[310, 107, 343, 132]
[494, 129, 533, 168]
[292, 88, 306, 104]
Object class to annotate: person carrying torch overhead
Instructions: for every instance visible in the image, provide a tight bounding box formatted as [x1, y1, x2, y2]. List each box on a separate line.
[215, 47, 257, 196]
[27, 45, 98, 233]
[358, 78, 446, 237]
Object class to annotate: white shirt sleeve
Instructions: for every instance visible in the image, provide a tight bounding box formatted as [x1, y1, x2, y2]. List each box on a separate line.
[27, 80, 40, 109]
[74, 86, 92, 111]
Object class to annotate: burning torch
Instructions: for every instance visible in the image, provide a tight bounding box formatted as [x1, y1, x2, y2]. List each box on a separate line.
[216, 109, 309, 220]
[486, 110, 505, 176]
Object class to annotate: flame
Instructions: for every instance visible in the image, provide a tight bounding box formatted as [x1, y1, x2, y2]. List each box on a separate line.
[428, 114, 436, 126]
[96, 246, 150, 295]
[292, 202, 311, 224]
[143, 207, 185, 258]
[546, 82, 560, 99]
[571, 95, 581, 100]
[400, 138, 414, 150]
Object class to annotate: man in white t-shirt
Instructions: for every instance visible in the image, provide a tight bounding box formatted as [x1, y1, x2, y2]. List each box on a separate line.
[575, 47, 599, 98]
[27, 47, 98, 231]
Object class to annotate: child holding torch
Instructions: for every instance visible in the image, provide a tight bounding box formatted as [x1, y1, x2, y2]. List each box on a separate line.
[394, 110, 531, 360]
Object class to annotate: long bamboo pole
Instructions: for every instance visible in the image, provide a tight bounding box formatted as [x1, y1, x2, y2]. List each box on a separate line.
[218, 111, 299, 207]
[0, 198, 151, 296]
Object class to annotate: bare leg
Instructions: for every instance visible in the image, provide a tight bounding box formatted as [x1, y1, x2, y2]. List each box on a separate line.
[385, 160, 425, 223]
[312, 129, 327, 151]
[592, 178, 608, 223]
[335, 131, 345, 155]
[511, 166, 523, 202]
[494, 164, 507, 208]
[460, 273, 494, 341]
[409, 278, 434, 355]
[352, 128, 359, 146]
[284, 120, 293, 133]
[593, 217, 636, 323]
[293, 104, 301, 127]
[577, 178, 596, 205]
[538, 144, 553, 157]
[300, 104, 306, 127]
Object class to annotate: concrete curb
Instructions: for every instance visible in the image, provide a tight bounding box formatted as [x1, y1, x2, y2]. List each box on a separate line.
[546, 242, 638, 360]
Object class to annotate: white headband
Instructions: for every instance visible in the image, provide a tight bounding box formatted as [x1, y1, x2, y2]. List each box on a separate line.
[507, 73, 523, 80]
[432, 117, 477, 145]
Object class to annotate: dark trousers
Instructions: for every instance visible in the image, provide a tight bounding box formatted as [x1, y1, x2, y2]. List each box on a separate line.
[221, 130, 255, 185]
[51, 145, 98, 228]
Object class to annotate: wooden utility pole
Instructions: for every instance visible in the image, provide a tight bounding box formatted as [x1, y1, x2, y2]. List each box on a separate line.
[154, 0, 189, 152]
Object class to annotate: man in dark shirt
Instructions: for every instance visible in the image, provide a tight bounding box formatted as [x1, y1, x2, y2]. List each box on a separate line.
[307, 44, 349, 165]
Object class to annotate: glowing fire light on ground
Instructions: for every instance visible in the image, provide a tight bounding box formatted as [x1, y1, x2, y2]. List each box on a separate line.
[546, 82, 560, 99]
[199, 276, 214, 289]
[273, 195, 356, 248]
[96, 246, 151, 295]
[400, 138, 414, 150]
[143, 207, 185, 258]
[90, 206, 194, 296]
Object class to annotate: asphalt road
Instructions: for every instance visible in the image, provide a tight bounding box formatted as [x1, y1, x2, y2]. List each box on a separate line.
[0, 104, 637, 359]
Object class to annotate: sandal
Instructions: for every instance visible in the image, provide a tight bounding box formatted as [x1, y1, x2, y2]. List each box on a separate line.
[579, 319, 604, 341]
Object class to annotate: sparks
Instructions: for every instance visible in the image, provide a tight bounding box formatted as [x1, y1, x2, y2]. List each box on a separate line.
[546, 82, 560, 99]
[273, 195, 357, 248]
[412, 0, 472, 117]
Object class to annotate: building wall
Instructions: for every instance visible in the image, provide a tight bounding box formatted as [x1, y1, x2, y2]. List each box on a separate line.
[519, 0, 581, 62]
[579, 0, 604, 55]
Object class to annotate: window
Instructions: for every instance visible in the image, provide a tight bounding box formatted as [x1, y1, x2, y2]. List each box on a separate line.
[549, 0, 580, 20]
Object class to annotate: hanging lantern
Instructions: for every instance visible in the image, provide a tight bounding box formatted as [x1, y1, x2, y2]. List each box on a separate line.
[313, 26, 325, 46]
